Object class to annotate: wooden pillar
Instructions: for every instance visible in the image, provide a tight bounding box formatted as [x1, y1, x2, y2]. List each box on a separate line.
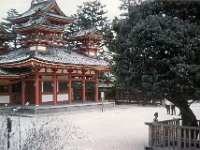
[53, 74, 57, 105]
[82, 75, 86, 103]
[35, 73, 40, 106]
[8, 84, 12, 104]
[95, 74, 99, 102]
[68, 75, 72, 104]
[21, 79, 25, 105]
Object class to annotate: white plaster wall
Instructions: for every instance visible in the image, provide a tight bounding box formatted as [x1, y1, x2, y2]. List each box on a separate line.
[0, 96, 9, 103]
[57, 94, 68, 101]
[42, 94, 53, 102]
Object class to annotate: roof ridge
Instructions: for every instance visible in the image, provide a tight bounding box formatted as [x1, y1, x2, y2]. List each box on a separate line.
[31, 0, 54, 7]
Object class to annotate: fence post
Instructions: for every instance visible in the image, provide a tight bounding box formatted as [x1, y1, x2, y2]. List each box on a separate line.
[177, 127, 181, 149]
[149, 124, 153, 147]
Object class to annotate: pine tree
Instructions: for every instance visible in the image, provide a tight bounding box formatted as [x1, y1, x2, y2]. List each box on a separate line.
[74, 0, 108, 30]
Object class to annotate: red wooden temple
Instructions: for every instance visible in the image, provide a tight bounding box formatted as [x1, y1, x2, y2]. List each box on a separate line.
[0, 0, 109, 105]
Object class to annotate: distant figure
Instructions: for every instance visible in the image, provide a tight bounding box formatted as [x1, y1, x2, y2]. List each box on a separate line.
[153, 112, 158, 122]
[171, 103, 176, 115]
[164, 99, 171, 114]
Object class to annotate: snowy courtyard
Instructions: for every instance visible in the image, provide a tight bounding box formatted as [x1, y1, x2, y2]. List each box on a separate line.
[5, 103, 198, 150]
[1, 103, 199, 150]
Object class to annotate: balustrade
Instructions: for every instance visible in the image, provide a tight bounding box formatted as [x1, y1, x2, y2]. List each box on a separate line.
[145, 119, 200, 150]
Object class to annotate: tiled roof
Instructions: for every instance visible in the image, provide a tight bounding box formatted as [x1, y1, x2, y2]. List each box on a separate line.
[0, 46, 109, 67]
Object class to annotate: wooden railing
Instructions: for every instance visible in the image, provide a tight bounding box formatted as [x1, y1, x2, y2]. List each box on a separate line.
[145, 119, 200, 150]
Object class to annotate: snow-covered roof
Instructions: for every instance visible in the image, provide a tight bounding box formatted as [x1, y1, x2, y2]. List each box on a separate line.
[31, 0, 50, 5]
[8, 0, 54, 20]
[0, 46, 109, 67]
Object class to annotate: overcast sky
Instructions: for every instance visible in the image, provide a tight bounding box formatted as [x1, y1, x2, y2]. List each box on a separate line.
[0, 0, 122, 22]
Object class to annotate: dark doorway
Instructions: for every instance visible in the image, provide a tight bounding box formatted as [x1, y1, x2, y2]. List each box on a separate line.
[25, 81, 36, 104]
[72, 81, 82, 102]
[86, 82, 95, 101]
[12, 82, 22, 104]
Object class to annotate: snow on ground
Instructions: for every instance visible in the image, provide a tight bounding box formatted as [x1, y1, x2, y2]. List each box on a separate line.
[8, 103, 200, 150]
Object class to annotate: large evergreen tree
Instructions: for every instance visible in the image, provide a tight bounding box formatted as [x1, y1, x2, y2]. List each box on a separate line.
[75, 0, 108, 30]
[112, 0, 200, 126]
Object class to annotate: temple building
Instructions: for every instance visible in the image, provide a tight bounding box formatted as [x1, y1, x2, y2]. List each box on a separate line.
[0, 0, 109, 105]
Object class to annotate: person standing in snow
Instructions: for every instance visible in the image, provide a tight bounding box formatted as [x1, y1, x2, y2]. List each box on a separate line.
[171, 103, 176, 115]
[164, 99, 171, 114]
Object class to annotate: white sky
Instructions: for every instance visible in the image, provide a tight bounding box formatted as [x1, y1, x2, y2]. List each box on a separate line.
[0, 0, 122, 22]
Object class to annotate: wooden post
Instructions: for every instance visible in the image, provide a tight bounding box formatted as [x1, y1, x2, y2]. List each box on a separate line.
[82, 75, 86, 103]
[35, 73, 39, 106]
[53, 74, 57, 105]
[95, 74, 99, 102]
[21, 79, 25, 105]
[177, 127, 181, 149]
[68, 75, 72, 104]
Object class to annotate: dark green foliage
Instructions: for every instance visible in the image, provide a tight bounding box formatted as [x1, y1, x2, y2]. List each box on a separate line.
[113, 0, 200, 126]
[75, 0, 108, 30]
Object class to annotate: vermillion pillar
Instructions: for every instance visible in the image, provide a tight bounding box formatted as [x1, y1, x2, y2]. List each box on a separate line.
[53, 74, 57, 105]
[21, 79, 25, 105]
[35, 73, 39, 106]
[95, 75, 99, 102]
[68, 75, 72, 104]
[82, 76, 86, 103]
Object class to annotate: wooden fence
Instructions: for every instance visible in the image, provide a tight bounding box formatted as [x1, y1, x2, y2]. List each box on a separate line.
[145, 119, 200, 150]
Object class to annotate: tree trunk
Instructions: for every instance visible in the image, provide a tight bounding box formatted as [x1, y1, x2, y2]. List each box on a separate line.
[170, 95, 198, 127]
[179, 104, 198, 127]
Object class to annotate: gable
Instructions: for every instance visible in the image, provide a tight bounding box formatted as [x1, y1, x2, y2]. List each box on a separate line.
[46, 2, 66, 17]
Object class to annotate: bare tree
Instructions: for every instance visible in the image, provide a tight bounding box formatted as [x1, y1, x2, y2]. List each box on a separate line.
[0, 115, 7, 149]
[1, 115, 91, 150]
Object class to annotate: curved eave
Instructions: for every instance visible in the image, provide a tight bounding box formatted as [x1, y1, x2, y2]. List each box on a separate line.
[0, 58, 110, 72]
[0, 72, 30, 80]
[15, 24, 64, 33]
[46, 15, 74, 24]
[8, 11, 44, 24]
[69, 35, 102, 42]
[0, 74, 27, 79]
